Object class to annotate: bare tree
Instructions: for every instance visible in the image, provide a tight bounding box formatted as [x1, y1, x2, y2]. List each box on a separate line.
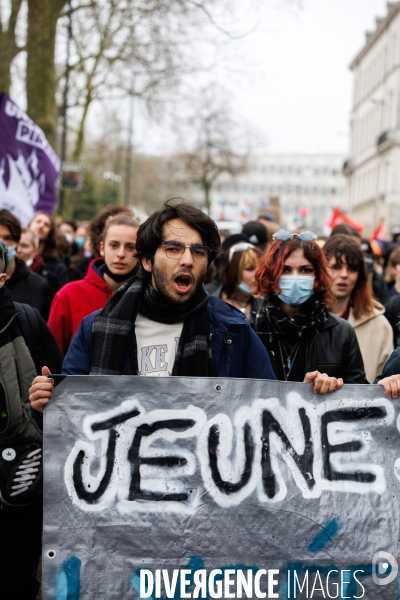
[63, 0, 254, 162]
[0, 0, 290, 162]
[176, 85, 259, 212]
[65, 0, 177, 161]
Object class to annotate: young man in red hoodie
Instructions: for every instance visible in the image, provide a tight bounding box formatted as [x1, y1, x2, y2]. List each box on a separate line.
[47, 213, 139, 354]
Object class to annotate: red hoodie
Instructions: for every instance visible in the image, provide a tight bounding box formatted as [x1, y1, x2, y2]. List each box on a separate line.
[48, 258, 113, 355]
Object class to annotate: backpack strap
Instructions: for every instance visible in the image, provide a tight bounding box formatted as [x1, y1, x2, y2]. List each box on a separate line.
[13, 302, 43, 359]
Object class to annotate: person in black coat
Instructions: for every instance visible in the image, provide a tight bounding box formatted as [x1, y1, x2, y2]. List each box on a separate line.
[5, 257, 51, 321]
[383, 294, 400, 348]
[0, 238, 62, 599]
[255, 229, 366, 384]
[0, 210, 51, 320]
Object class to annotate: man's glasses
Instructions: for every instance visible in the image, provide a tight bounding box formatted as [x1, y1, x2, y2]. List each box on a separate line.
[272, 229, 318, 245]
[160, 241, 210, 262]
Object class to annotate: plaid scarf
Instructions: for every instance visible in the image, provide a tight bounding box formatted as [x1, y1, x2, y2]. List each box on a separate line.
[256, 295, 328, 343]
[90, 277, 212, 376]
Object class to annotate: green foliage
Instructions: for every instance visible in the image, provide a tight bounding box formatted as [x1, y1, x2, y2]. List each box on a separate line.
[62, 169, 121, 221]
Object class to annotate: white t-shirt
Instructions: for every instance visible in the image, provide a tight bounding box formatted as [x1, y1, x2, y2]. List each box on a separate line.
[135, 313, 183, 376]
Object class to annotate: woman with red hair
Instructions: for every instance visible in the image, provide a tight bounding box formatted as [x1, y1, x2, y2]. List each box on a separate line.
[255, 230, 366, 384]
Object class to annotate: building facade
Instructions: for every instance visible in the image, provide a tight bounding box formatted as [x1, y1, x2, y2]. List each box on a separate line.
[190, 154, 346, 231]
[344, 2, 400, 236]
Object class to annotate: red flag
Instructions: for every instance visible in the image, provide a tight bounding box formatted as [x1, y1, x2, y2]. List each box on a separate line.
[340, 212, 364, 232]
[326, 207, 342, 229]
[371, 220, 386, 241]
[326, 207, 364, 232]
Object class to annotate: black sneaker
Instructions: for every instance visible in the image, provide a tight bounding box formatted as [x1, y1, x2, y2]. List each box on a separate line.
[0, 443, 42, 506]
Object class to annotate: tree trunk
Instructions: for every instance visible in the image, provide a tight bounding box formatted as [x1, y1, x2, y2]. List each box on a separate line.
[0, 0, 25, 95]
[72, 83, 93, 161]
[26, 0, 66, 147]
[0, 35, 14, 94]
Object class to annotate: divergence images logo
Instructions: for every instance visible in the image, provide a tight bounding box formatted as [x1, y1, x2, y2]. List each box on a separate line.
[372, 552, 398, 586]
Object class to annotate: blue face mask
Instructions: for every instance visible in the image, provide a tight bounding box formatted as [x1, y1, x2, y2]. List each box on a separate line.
[277, 275, 315, 306]
[238, 281, 252, 295]
[6, 245, 16, 262]
[75, 236, 85, 248]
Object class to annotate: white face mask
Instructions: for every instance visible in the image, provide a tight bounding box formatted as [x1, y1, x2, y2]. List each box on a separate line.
[238, 281, 252, 295]
[277, 275, 315, 306]
[63, 232, 74, 245]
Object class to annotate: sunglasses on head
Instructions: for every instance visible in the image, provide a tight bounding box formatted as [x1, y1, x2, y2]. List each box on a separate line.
[272, 229, 318, 245]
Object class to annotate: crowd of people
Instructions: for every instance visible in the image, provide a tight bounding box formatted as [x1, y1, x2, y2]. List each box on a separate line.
[3, 198, 400, 597]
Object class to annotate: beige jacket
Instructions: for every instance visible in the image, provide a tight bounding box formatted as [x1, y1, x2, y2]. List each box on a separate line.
[348, 302, 393, 383]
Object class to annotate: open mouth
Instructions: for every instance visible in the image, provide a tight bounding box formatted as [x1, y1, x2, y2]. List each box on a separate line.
[174, 274, 193, 293]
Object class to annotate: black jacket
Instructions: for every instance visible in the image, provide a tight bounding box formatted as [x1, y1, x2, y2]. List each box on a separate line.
[210, 285, 262, 330]
[0, 288, 63, 375]
[384, 294, 400, 348]
[372, 271, 390, 305]
[42, 256, 69, 291]
[5, 258, 52, 321]
[256, 308, 366, 384]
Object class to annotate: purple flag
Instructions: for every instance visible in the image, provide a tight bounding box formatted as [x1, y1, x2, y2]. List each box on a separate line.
[0, 93, 61, 225]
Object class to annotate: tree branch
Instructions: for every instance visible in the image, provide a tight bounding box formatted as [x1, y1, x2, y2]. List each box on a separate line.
[186, 0, 259, 40]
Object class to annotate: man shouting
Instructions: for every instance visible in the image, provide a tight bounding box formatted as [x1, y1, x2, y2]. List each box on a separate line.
[30, 199, 340, 411]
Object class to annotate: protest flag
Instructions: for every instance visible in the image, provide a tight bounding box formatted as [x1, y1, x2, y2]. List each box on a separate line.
[0, 93, 61, 225]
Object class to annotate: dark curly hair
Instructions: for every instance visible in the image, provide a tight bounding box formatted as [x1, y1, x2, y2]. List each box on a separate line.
[0, 209, 22, 242]
[135, 198, 221, 273]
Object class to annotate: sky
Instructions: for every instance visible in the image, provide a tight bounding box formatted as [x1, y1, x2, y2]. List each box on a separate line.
[131, 0, 389, 157]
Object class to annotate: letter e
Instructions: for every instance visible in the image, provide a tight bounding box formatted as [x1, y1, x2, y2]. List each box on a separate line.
[268, 570, 279, 598]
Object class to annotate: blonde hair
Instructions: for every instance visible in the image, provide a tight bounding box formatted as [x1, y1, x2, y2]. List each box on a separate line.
[221, 246, 261, 297]
[21, 227, 39, 250]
